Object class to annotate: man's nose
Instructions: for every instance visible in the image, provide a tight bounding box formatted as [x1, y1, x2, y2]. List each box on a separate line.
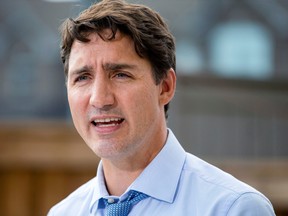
[89, 77, 115, 109]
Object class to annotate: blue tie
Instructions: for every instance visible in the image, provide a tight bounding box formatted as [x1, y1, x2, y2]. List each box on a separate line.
[104, 190, 148, 216]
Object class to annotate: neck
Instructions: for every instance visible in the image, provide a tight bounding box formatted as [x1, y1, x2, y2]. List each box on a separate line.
[102, 163, 144, 196]
[102, 127, 168, 196]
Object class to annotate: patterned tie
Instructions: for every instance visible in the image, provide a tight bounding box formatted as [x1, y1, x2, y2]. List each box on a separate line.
[104, 190, 148, 216]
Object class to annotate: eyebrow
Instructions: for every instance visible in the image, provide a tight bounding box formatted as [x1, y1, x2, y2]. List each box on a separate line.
[69, 62, 137, 77]
[103, 62, 137, 72]
[69, 65, 93, 76]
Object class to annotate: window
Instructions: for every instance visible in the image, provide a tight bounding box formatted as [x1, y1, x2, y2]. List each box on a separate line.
[208, 21, 273, 79]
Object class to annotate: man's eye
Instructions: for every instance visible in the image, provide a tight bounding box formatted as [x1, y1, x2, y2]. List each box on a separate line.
[115, 73, 130, 79]
[75, 75, 89, 82]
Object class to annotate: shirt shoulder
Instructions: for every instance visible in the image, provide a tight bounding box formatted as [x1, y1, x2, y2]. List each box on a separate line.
[47, 177, 96, 215]
[227, 192, 275, 216]
[183, 153, 257, 194]
[179, 153, 275, 215]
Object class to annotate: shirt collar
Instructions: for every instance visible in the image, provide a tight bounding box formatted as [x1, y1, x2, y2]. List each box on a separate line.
[89, 129, 186, 212]
[128, 129, 186, 203]
[89, 160, 108, 213]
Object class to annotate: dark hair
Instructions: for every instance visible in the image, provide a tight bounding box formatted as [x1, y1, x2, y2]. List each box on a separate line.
[60, 0, 176, 118]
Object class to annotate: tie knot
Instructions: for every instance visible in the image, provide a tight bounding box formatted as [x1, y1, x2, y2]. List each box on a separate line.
[104, 190, 148, 216]
[126, 190, 148, 205]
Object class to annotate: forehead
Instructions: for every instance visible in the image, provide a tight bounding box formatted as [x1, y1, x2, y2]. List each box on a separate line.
[68, 31, 152, 74]
[70, 31, 137, 61]
[72, 30, 131, 51]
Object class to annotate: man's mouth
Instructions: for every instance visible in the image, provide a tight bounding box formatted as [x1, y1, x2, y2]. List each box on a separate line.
[91, 118, 124, 127]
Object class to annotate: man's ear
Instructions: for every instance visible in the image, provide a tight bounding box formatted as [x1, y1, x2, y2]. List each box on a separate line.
[159, 68, 176, 106]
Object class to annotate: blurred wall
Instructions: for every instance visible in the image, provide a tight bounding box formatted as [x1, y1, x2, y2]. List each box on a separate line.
[0, 0, 287, 157]
[0, 0, 288, 215]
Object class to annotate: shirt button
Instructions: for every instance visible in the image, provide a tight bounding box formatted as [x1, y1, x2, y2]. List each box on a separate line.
[107, 198, 115, 204]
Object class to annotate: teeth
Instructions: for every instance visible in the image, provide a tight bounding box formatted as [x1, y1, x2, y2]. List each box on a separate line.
[94, 118, 122, 123]
[92, 118, 123, 127]
[98, 123, 118, 127]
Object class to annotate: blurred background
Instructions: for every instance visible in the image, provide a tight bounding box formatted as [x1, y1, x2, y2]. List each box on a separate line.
[0, 0, 287, 215]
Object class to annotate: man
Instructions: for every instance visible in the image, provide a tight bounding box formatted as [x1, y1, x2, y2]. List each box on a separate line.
[48, 0, 275, 215]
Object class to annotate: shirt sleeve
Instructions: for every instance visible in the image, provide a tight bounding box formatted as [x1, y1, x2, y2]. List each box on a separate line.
[227, 192, 275, 216]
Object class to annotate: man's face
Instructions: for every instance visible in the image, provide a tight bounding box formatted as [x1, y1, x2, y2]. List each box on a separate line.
[67, 31, 169, 160]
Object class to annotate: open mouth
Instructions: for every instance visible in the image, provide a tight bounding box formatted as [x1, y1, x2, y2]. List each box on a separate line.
[91, 118, 124, 127]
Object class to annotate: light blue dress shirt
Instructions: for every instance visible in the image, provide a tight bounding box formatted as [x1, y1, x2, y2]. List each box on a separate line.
[48, 129, 275, 216]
